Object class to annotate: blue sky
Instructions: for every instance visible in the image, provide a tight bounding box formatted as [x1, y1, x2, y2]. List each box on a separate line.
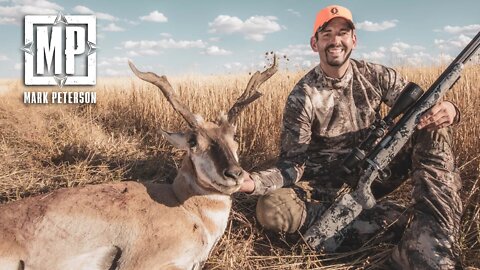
[0, 0, 479, 78]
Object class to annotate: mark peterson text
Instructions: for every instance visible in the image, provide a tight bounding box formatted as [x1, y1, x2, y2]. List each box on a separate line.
[23, 92, 96, 104]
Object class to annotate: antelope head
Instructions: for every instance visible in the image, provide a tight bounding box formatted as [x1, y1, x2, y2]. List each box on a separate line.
[128, 56, 278, 195]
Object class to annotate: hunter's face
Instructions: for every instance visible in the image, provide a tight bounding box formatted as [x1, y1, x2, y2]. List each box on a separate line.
[311, 17, 356, 68]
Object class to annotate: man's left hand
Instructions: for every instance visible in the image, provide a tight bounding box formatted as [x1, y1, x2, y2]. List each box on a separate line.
[417, 101, 457, 130]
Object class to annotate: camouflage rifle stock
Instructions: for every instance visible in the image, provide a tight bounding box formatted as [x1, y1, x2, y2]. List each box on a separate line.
[304, 31, 480, 252]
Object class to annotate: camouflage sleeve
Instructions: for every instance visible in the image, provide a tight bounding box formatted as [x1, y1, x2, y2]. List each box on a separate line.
[250, 84, 314, 195]
[374, 63, 461, 124]
[446, 101, 462, 125]
[373, 63, 408, 107]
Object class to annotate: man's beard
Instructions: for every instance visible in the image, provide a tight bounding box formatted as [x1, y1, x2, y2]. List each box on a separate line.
[324, 45, 352, 66]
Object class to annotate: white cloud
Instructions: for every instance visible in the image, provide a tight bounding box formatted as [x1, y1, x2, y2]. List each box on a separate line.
[97, 56, 130, 69]
[356, 20, 398, 31]
[437, 53, 453, 64]
[204, 46, 232, 56]
[102, 23, 125, 32]
[390, 42, 410, 53]
[100, 61, 155, 76]
[355, 41, 438, 67]
[242, 16, 282, 41]
[405, 52, 435, 66]
[0, 54, 8, 61]
[361, 50, 385, 60]
[390, 42, 424, 54]
[14, 63, 21, 70]
[99, 57, 128, 65]
[123, 38, 207, 50]
[73, 6, 92, 13]
[224, 62, 243, 70]
[95, 12, 117, 21]
[450, 34, 472, 48]
[127, 51, 139, 57]
[209, 15, 243, 34]
[209, 37, 220, 42]
[287, 8, 300, 17]
[435, 34, 472, 50]
[140, 10, 167, 23]
[103, 68, 128, 77]
[160, 32, 171, 38]
[390, 42, 426, 65]
[208, 15, 281, 41]
[72, 5, 117, 21]
[141, 49, 160, 55]
[275, 44, 318, 70]
[443, 24, 480, 35]
[125, 19, 139, 25]
[277, 44, 316, 57]
[0, 17, 15, 24]
[0, 0, 63, 24]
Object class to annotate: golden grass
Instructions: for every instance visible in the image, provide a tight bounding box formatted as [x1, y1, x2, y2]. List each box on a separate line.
[0, 65, 479, 269]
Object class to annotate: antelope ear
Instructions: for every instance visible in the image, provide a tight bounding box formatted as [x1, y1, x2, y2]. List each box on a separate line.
[218, 112, 237, 133]
[160, 129, 189, 150]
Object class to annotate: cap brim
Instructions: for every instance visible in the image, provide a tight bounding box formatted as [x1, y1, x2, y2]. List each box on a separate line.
[317, 17, 355, 33]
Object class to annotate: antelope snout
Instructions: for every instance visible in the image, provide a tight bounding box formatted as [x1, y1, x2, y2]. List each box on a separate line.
[223, 166, 243, 180]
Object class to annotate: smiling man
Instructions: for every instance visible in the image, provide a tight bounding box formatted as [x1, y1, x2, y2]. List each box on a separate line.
[239, 5, 462, 270]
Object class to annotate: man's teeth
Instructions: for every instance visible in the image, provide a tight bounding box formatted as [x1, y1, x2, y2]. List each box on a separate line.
[328, 48, 343, 53]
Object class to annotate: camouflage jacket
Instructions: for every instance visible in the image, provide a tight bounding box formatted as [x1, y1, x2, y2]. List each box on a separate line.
[250, 59, 408, 195]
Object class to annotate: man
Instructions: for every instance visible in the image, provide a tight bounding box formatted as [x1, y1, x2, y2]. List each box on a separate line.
[239, 5, 463, 270]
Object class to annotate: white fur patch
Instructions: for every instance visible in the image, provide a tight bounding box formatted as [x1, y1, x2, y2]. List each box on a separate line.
[0, 258, 23, 270]
[58, 245, 119, 270]
[202, 208, 230, 236]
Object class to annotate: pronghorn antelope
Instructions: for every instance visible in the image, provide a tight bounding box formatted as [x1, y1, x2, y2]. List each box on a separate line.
[0, 57, 278, 270]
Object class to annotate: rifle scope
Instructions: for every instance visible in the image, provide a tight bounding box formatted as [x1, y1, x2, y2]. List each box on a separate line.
[341, 82, 424, 174]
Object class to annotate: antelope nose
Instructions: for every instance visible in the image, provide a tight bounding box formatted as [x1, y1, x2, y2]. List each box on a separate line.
[224, 167, 243, 179]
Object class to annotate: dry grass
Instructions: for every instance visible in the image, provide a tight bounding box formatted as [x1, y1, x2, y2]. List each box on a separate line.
[0, 65, 479, 269]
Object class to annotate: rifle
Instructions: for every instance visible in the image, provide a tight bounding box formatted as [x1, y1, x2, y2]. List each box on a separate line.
[304, 31, 480, 252]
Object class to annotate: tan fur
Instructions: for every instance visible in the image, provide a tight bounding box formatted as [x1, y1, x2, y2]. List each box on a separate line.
[0, 153, 239, 269]
[0, 119, 244, 270]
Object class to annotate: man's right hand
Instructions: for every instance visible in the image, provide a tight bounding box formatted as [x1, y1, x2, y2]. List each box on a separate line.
[239, 171, 255, 193]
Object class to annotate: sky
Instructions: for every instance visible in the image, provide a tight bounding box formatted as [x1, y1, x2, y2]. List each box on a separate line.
[0, 0, 479, 79]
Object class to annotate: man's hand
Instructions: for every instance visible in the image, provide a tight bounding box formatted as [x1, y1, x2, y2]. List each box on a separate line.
[239, 171, 255, 193]
[417, 101, 457, 130]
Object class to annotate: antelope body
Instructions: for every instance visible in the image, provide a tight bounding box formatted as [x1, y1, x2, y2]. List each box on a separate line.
[0, 57, 277, 270]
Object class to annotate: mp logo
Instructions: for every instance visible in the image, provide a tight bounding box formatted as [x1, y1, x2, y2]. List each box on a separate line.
[23, 12, 96, 87]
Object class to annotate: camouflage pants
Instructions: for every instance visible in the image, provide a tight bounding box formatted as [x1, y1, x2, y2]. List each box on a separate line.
[256, 127, 463, 270]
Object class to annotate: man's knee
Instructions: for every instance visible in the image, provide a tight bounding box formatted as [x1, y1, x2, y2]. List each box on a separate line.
[412, 127, 462, 198]
[412, 127, 456, 170]
[390, 212, 459, 270]
[256, 188, 307, 233]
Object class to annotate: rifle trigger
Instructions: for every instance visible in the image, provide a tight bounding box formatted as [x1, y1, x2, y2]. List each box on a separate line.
[378, 168, 391, 181]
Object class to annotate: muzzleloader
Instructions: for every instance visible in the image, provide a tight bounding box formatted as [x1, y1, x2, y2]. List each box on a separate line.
[304, 31, 480, 252]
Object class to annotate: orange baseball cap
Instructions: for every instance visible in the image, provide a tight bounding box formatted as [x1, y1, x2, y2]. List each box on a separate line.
[312, 5, 355, 36]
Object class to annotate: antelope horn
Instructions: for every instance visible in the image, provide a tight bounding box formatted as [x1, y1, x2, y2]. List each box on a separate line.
[227, 54, 278, 124]
[128, 61, 198, 128]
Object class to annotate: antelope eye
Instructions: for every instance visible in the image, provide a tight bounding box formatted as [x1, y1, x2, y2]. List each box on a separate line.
[233, 134, 240, 143]
[188, 136, 197, 148]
